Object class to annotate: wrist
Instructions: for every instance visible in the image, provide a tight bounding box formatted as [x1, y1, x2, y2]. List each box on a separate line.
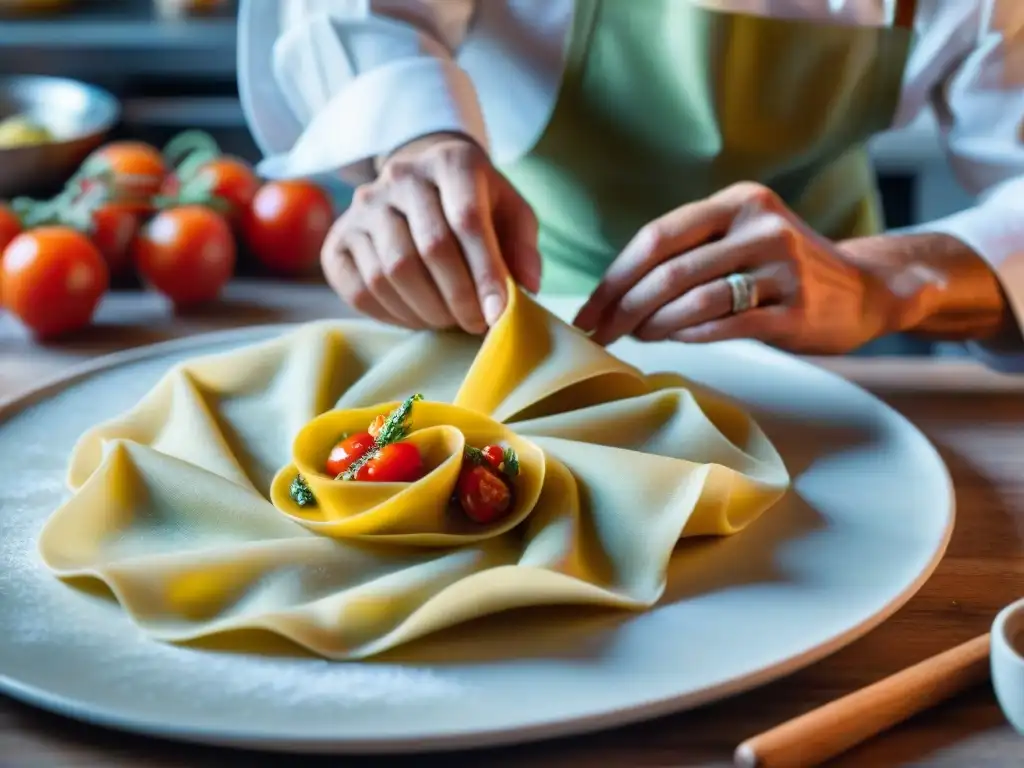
[841, 237, 938, 336]
[375, 131, 480, 174]
[839, 233, 1011, 342]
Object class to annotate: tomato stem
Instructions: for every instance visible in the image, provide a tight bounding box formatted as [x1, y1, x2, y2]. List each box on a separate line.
[8, 169, 118, 234]
[162, 130, 222, 170]
[153, 184, 232, 215]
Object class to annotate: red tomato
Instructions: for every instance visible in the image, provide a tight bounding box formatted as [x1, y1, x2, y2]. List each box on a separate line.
[90, 204, 138, 277]
[162, 157, 259, 226]
[456, 464, 512, 524]
[82, 141, 168, 211]
[0, 204, 20, 252]
[481, 444, 504, 469]
[196, 157, 259, 224]
[243, 180, 333, 275]
[1, 227, 109, 339]
[133, 205, 235, 306]
[0, 204, 22, 306]
[358, 442, 424, 483]
[325, 432, 375, 476]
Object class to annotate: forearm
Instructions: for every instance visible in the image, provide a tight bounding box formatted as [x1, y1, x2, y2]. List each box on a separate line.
[839, 233, 1016, 343]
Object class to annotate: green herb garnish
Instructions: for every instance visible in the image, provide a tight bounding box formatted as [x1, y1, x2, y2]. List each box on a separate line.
[289, 474, 316, 507]
[502, 447, 520, 477]
[464, 446, 485, 465]
[340, 393, 423, 480]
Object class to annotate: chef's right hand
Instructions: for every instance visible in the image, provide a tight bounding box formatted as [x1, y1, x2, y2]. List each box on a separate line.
[321, 133, 541, 334]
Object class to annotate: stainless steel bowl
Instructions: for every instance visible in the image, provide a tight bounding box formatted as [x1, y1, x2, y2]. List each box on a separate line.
[0, 75, 121, 198]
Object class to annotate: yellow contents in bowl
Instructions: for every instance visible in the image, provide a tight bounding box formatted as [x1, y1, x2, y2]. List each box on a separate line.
[0, 115, 54, 149]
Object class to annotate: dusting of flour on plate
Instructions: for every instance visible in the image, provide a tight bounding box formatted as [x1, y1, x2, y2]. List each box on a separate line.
[0, 339, 469, 727]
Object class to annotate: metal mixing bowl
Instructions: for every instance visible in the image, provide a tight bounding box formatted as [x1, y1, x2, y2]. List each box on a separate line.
[0, 75, 120, 198]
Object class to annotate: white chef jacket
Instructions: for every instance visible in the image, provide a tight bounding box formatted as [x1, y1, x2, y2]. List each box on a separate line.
[237, 0, 1024, 370]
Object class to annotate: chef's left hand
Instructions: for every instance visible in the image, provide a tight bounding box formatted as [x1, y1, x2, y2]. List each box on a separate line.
[573, 182, 903, 355]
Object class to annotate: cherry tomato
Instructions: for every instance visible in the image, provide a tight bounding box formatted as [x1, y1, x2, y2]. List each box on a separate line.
[90, 204, 138, 277]
[325, 432, 375, 476]
[358, 442, 424, 483]
[0, 204, 20, 252]
[133, 205, 235, 306]
[481, 444, 505, 470]
[0, 204, 22, 306]
[162, 156, 259, 226]
[82, 141, 168, 211]
[1, 227, 108, 339]
[456, 464, 512, 524]
[242, 180, 333, 275]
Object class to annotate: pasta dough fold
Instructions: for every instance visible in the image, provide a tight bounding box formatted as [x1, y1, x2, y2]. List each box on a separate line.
[39, 285, 789, 659]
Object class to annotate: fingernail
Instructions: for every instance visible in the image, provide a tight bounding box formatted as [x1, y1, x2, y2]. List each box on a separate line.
[482, 294, 504, 326]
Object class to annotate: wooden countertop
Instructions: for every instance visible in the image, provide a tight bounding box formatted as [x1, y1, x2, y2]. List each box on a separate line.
[2, 281, 1023, 767]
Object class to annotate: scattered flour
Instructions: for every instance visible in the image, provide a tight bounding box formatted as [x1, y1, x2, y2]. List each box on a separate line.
[0, 339, 469, 738]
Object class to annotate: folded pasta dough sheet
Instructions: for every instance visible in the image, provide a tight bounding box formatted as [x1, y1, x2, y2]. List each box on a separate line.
[38, 284, 790, 659]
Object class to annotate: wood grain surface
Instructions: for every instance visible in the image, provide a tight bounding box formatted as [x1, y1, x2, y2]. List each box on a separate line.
[2, 281, 1023, 767]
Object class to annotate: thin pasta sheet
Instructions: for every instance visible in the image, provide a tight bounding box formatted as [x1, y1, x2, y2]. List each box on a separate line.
[39, 285, 789, 659]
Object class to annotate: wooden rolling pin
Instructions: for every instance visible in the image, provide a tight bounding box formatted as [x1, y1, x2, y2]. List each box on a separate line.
[734, 633, 991, 768]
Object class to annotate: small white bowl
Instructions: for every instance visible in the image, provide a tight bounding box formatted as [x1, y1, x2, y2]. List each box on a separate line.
[992, 597, 1024, 735]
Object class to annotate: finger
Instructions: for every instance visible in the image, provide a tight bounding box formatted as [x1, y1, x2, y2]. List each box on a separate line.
[710, 181, 781, 220]
[634, 266, 784, 342]
[348, 232, 425, 328]
[435, 151, 511, 326]
[573, 198, 735, 332]
[320, 240, 396, 325]
[588, 234, 773, 346]
[669, 305, 793, 346]
[370, 206, 455, 329]
[395, 178, 487, 334]
[491, 171, 542, 293]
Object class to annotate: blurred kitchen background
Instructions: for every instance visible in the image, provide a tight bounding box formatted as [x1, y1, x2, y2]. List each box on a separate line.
[0, 0, 979, 227]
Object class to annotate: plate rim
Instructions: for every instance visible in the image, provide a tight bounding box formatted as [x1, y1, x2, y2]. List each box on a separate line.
[0, 323, 956, 754]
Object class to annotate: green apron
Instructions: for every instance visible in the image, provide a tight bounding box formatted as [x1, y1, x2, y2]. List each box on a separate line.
[500, 0, 930, 355]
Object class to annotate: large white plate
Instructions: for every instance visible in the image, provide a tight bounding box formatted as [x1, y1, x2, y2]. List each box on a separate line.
[0, 306, 954, 754]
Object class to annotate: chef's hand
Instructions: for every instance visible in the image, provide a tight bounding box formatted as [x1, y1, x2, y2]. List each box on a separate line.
[321, 133, 541, 334]
[573, 182, 909, 355]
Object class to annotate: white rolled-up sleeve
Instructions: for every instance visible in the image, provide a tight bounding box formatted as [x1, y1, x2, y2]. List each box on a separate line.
[240, 0, 485, 186]
[903, 0, 1024, 370]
